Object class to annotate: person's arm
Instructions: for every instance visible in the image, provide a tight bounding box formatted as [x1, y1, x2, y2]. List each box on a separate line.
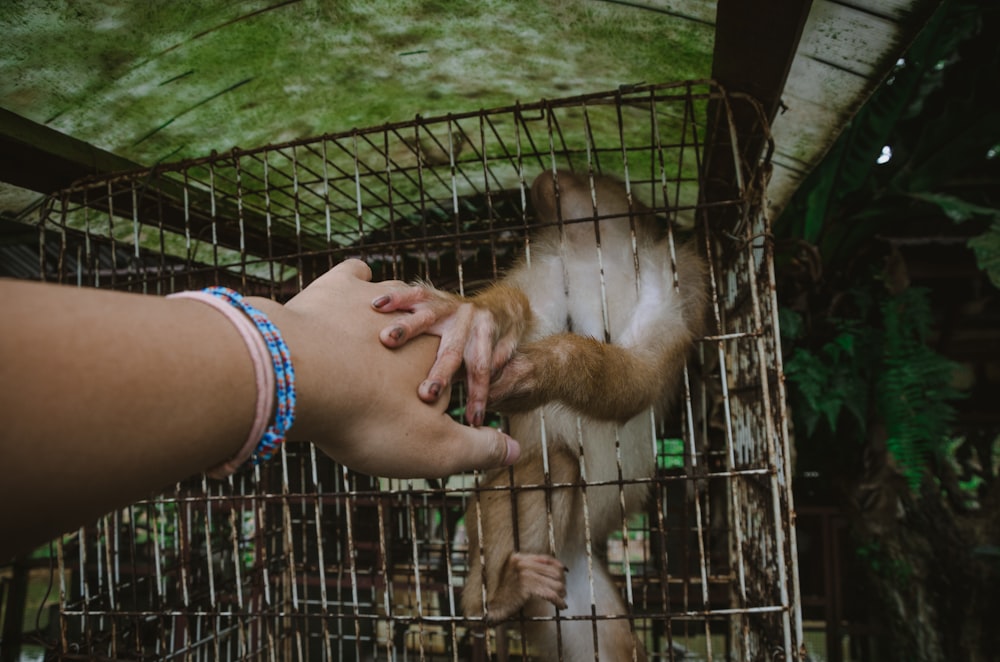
[0, 259, 518, 560]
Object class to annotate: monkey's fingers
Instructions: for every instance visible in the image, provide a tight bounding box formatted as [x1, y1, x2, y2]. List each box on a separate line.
[418, 303, 476, 403]
[510, 553, 568, 609]
[462, 308, 505, 425]
[371, 282, 443, 312]
[373, 284, 459, 347]
[378, 306, 445, 348]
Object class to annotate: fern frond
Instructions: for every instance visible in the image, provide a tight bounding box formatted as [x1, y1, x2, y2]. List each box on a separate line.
[877, 288, 961, 490]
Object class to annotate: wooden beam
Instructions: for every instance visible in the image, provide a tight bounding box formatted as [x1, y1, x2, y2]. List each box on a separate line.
[0, 108, 314, 276]
[0, 107, 141, 195]
[705, 0, 814, 232]
[712, 0, 813, 127]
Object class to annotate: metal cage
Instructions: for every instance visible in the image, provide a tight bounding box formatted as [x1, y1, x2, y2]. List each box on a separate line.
[34, 81, 801, 661]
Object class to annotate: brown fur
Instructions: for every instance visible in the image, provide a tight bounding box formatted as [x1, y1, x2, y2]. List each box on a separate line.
[456, 170, 707, 660]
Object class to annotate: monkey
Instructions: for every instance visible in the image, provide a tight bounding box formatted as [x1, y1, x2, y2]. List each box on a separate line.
[374, 169, 708, 661]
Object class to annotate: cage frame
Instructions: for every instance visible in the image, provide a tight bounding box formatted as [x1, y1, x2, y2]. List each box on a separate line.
[26, 80, 803, 661]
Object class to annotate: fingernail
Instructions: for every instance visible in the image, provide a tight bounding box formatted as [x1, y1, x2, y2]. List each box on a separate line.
[502, 433, 520, 465]
[372, 295, 390, 309]
[389, 326, 404, 341]
[473, 407, 485, 427]
[427, 381, 441, 398]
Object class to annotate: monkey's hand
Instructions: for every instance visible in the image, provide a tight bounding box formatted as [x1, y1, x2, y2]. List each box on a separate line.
[481, 552, 567, 623]
[373, 282, 531, 426]
[485, 346, 544, 413]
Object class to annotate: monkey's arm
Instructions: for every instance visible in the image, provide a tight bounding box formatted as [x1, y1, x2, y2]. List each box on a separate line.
[491, 328, 697, 422]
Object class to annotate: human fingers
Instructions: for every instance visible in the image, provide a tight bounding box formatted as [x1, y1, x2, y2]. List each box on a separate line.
[427, 420, 520, 477]
[329, 258, 373, 281]
[285, 260, 378, 315]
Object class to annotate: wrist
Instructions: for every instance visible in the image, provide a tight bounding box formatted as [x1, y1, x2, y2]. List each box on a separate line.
[171, 290, 296, 475]
[244, 297, 342, 444]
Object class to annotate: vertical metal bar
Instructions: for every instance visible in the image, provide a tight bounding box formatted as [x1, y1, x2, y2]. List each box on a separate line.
[382, 130, 401, 279]
[56, 538, 68, 656]
[131, 182, 142, 293]
[151, 501, 165, 601]
[721, 93, 796, 659]
[38, 197, 50, 283]
[207, 163, 219, 280]
[307, 445, 334, 662]
[479, 114, 499, 279]
[291, 144, 305, 292]
[278, 444, 300, 662]
[234, 154, 249, 290]
[376, 480, 395, 661]
[405, 490, 427, 660]
[700, 284, 732, 660]
[182, 173, 193, 290]
[104, 180, 115, 289]
[341, 466, 364, 661]
[447, 118, 465, 297]
[513, 104, 532, 269]
[439, 487, 460, 662]
[573, 417, 600, 661]
[649, 81, 687, 658]
[82, 190, 93, 288]
[201, 479, 217, 609]
[536, 408, 567, 659]
[263, 155, 276, 294]
[761, 193, 806, 660]
[613, 91, 648, 657]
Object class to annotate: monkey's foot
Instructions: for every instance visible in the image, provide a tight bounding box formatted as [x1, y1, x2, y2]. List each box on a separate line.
[486, 552, 567, 623]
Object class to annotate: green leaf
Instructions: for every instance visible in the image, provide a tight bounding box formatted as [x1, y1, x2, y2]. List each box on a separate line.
[911, 192, 1000, 223]
[899, 112, 1000, 192]
[778, 306, 804, 341]
[967, 220, 1000, 288]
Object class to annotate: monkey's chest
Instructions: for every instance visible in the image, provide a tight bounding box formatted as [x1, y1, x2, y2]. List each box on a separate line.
[560, 279, 640, 342]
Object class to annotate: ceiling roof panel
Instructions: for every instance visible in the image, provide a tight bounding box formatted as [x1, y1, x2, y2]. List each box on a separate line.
[1, 0, 940, 223]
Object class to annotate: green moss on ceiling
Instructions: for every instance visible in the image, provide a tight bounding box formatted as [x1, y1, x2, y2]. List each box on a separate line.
[1, 0, 714, 169]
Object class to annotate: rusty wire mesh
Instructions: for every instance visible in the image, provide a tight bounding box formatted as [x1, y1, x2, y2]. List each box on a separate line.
[34, 80, 802, 661]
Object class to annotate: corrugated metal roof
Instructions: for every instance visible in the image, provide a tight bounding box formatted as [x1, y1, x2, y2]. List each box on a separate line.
[0, 0, 940, 223]
[768, 0, 940, 215]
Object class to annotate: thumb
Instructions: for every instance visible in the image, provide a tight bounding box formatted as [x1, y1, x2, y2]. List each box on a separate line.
[434, 420, 521, 475]
[330, 258, 373, 282]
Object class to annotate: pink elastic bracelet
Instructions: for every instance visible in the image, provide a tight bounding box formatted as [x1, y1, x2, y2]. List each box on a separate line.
[168, 291, 275, 479]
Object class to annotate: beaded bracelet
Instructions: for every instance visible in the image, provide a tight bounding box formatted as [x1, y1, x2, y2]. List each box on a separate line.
[168, 287, 296, 477]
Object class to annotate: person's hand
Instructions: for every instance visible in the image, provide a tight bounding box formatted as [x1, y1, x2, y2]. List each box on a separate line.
[250, 260, 519, 478]
[370, 282, 528, 426]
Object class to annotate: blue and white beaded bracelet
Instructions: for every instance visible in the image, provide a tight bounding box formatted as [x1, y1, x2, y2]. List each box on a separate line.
[169, 286, 296, 475]
[203, 287, 296, 464]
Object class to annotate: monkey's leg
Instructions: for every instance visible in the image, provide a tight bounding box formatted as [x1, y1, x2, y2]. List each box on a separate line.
[523, 552, 648, 662]
[461, 444, 581, 623]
